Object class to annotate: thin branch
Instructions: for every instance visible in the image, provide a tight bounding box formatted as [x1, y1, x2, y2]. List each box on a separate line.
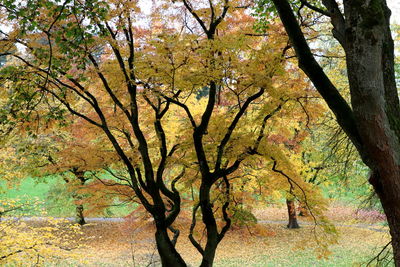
[366, 241, 393, 266]
[182, 0, 209, 34]
[215, 87, 265, 171]
[0, 244, 37, 260]
[299, 0, 330, 17]
[252, 100, 287, 152]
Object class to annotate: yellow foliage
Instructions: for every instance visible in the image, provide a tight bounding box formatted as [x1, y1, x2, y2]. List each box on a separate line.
[0, 200, 86, 266]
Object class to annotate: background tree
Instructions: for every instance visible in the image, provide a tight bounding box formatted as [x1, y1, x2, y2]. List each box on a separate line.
[0, 57, 122, 225]
[43, 119, 121, 225]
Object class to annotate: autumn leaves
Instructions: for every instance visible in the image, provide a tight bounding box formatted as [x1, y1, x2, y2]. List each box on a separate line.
[0, 0, 337, 266]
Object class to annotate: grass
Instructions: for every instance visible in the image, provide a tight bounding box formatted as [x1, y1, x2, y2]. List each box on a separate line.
[0, 176, 133, 217]
[214, 235, 386, 267]
[0, 176, 57, 199]
[215, 250, 369, 267]
[211, 224, 391, 267]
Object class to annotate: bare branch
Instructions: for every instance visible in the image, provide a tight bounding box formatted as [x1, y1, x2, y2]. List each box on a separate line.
[299, 0, 331, 17]
[188, 202, 204, 255]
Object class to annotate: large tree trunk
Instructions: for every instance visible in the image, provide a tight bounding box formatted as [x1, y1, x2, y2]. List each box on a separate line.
[271, 0, 400, 265]
[286, 199, 300, 229]
[343, 1, 400, 264]
[154, 227, 186, 267]
[370, 170, 400, 264]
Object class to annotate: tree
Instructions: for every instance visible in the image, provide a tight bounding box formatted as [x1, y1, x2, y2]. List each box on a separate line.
[0, 1, 280, 265]
[0, 0, 337, 265]
[0, 1, 188, 263]
[286, 198, 300, 228]
[0, 87, 120, 225]
[255, 0, 400, 264]
[43, 119, 121, 225]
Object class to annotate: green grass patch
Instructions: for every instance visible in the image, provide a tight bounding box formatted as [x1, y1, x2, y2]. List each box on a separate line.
[0, 176, 135, 217]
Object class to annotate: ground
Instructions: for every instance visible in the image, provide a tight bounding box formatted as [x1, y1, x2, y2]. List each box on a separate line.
[1, 178, 391, 266]
[32, 204, 390, 267]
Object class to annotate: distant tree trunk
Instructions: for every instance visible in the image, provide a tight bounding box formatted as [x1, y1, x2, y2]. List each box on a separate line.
[75, 203, 85, 225]
[71, 170, 87, 226]
[286, 199, 300, 229]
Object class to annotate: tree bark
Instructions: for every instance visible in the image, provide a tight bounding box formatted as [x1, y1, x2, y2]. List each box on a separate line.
[68, 170, 87, 225]
[75, 173, 86, 225]
[343, 2, 400, 264]
[286, 199, 300, 229]
[199, 182, 219, 267]
[270, 0, 400, 264]
[370, 170, 400, 265]
[155, 227, 187, 267]
[75, 203, 85, 226]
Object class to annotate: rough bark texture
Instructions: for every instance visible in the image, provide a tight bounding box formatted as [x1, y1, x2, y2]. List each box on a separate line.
[271, 0, 400, 265]
[286, 199, 300, 229]
[370, 170, 400, 265]
[343, 1, 400, 264]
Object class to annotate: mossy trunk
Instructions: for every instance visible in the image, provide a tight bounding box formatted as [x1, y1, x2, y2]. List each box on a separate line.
[343, 2, 400, 265]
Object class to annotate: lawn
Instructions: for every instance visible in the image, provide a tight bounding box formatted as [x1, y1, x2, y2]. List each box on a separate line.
[0, 176, 134, 217]
[1, 177, 392, 266]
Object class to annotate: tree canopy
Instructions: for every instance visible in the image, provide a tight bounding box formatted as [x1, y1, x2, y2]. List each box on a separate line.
[0, 0, 398, 266]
